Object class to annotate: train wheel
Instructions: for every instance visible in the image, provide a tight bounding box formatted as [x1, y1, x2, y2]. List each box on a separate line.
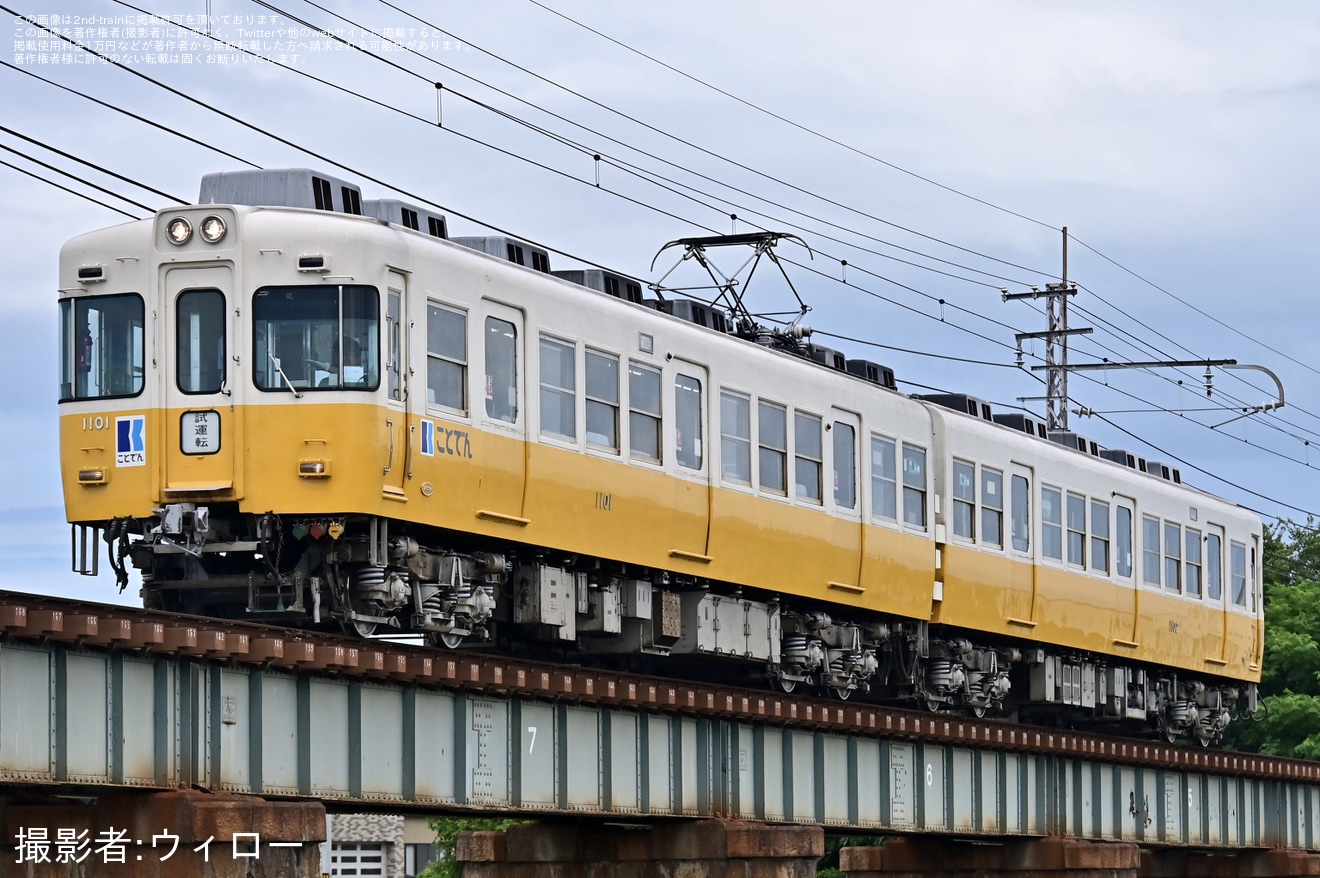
[970, 705, 988, 719]
[435, 632, 465, 649]
[344, 618, 377, 638]
[777, 678, 797, 694]
[832, 687, 852, 701]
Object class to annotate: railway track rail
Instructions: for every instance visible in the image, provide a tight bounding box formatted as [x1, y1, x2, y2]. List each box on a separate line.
[0, 590, 1303, 784]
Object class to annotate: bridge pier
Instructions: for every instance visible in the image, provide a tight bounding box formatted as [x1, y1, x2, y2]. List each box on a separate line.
[839, 837, 1140, 878]
[458, 819, 825, 878]
[1139, 848, 1320, 876]
[1, 790, 324, 877]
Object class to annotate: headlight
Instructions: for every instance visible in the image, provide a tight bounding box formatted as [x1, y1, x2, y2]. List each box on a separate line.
[165, 216, 192, 245]
[200, 215, 227, 243]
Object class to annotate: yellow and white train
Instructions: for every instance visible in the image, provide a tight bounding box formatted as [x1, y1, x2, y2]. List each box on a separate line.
[58, 169, 1262, 743]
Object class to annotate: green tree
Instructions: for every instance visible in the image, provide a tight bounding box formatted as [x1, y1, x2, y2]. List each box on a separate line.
[417, 817, 524, 878]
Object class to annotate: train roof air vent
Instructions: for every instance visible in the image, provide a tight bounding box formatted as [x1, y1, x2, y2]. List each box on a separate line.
[653, 299, 731, 333]
[1099, 449, 1140, 470]
[1047, 431, 1101, 457]
[845, 359, 898, 391]
[992, 412, 1047, 439]
[916, 393, 993, 421]
[1144, 460, 1182, 483]
[808, 345, 847, 371]
[198, 168, 364, 214]
[551, 269, 646, 304]
[451, 236, 551, 272]
[362, 199, 448, 238]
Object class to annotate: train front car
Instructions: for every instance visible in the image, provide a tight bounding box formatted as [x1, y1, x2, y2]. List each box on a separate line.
[58, 172, 501, 644]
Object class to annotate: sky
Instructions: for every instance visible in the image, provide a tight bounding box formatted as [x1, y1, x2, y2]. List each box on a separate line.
[3, 1, 1320, 604]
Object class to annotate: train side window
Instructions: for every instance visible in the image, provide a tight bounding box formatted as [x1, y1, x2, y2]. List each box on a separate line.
[982, 468, 1003, 548]
[585, 350, 619, 452]
[1066, 493, 1086, 567]
[1115, 507, 1134, 578]
[720, 390, 751, 485]
[1230, 541, 1247, 606]
[1186, 528, 1203, 597]
[1090, 500, 1110, 573]
[759, 402, 787, 494]
[871, 436, 897, 521]
[484, 317, 518, 423]
[902, 444, 927, 529]
[176, 289, 225, 395]
[675, 374, 703, 470]
[426, 303, 467, 413]
[60, 293, 145, 401]
[952, 460, 975, 540]
[1206, 532, 1223, 601]
[1041, 487, 1062, 560]
[1142, 516, 1161, 587]
[253, 285, 379, 392]
[628, 362, 661, 462]
[1164, 522, 1182, 592]
[1010, 475, 1029, 552]
[539, 335, 576, 441]
[833, 421, 857, 510]
[794, 412, 822, 503]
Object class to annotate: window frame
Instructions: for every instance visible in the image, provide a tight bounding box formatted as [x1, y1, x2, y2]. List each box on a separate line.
[1010, 473, 1030, 553]
[1041, 485, 1063, 562]
[758, 400, 788, 496]
[538, 334, 577, 442]
[175, 288, 226, 396]
[252, 284, 380, 393]
[720, 389, 752, 486]
[793, 410, 823, 504]
[674, 372, 704, 471]
[1090, 499, 1110, 574]
[870, 434, 898, 523]
[901, 443, 927, 530]
[1164, 521, 1183, 593]
[627, 360, 662, 464]
[483, 315, 519, 424]
[584, 348, 620, 453]
[833, 420, 857, 510]
[1186, 528, 1203, 598]
[59, 293, 147, 402]
[952, 459, 976, 541]
[425, 301, 468, 414]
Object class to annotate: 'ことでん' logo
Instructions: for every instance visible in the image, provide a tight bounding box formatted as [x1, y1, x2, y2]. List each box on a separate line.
[116, 415, 146, 467]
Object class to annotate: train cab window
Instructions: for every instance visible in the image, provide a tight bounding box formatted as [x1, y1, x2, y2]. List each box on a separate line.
[628, 362, 661, 462]
[871, 436, 898, 522]
[759, 402, 788, 494]
[1041, 487, 1062, 561]
[1116, 507, 1134, 578]
[484, 317, 518, 423]
[901, 444, 927, 529]
[1066, 493, 1086, 567]
[720, 390, 752, 485]
[833, 422, 857, 510]
[1230, 541, 1247, 606]
[176, 289, 225, 395]
[586, 350, 619, 451]
[1142, 516, 1161, 586]
[253, 285, 379, 392]
[1186, 528, 1203, 597]
[1090, 500, 1110, 574]
[794, 412, 822, 503]
[539, 335, 576, 441]
[1010, 475, 1029, 552]
[426, 303, 467, 412]
[60, 293, 145, 401]
[952, 460, 975, 540]
[675, 374, 704, 470]
[982, 468, 1003, 548]
[1206, 532, 1223, 601]
[1164, 522, 1182, 592]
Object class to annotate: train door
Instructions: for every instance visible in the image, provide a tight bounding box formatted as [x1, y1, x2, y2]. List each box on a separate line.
[829, 409, 863, 590]
[382, 271, 410, 498]
[161, 266, 238, 496]
[1003, 463, 1036, 624]
[1202, 523, 1228, 665]
[474, 300, 528, 524]
[1110, 495, 1139, 647]
[669, 359, 711, 562]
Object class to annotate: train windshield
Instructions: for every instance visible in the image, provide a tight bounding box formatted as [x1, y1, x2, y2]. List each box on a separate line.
[59, 294, 145, 402]
[252, 285, 379, 392]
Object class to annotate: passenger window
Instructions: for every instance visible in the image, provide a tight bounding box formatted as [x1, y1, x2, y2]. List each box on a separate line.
[952, 460, 975, 540]
[982, 468, 1003, 548]
[1206, 532, 1223, 601]
[253, 285, 378, 392]
[1010, 475, 1029, 552]
[1116, 507, 1133, 578]
[1090, 500, 1109, 573]
[833, 421, 856, 510]
[484, 317, 518, 423]
[871, 436, 897, 521]
[176, 289, 225, 394]
[1164, 522, 1182, 592]
[794, 412, 822, 503]
[628, 362, 661, 462]
[675, 374, 703, 470]
[585, 350, 619, 451]
[426, 303, 466, 412]
[720, 390, 751, 485]
[1041, 487, 1062, 561]
[759, 402, 787, 494]
[902, 444, 927, 529]
[1231, 542, 1247, 606]
[539, 336, 576, 441]
[1066, 493, 1086, 567]
[1186, 529, 1202, 597]
[1142, 516, 1161, 586]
